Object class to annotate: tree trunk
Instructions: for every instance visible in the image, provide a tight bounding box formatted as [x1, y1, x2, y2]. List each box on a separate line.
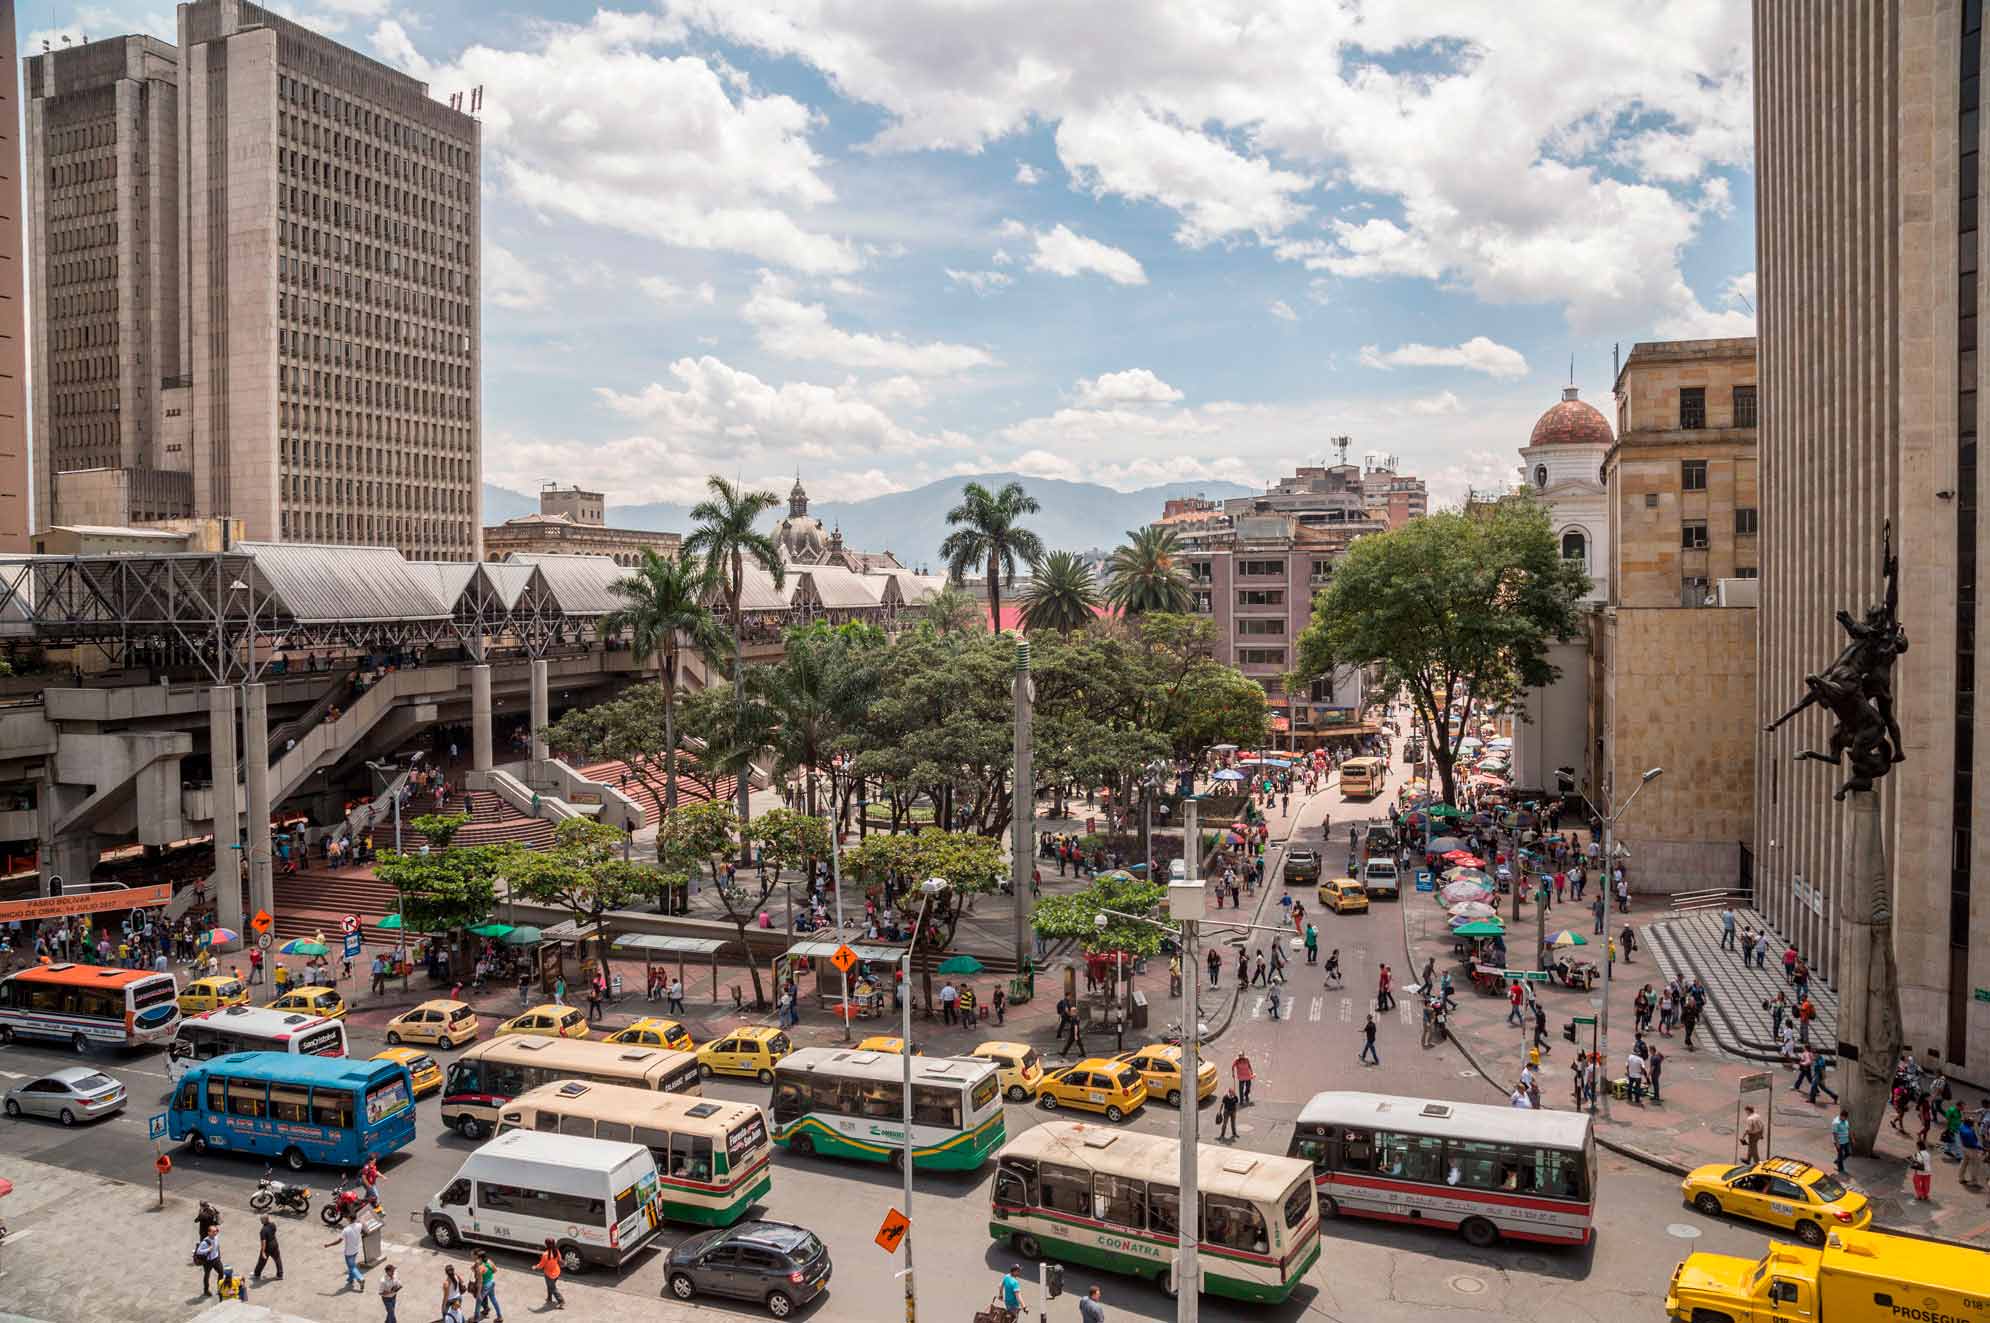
[986, 550, 1002, 632]
[729, 918, 767, 1008]
[662, 646, 679, 814]
[731, 555, 752, 860]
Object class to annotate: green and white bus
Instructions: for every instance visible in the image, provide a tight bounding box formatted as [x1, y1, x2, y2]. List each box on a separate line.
[989, 1121, 1320, 1305]
[771, 1047, 1004, 1171]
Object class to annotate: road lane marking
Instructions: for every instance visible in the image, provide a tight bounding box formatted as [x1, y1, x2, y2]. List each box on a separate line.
[1309, 997, 1323, 1022]
[1339, 998, 1352, 1021]
[1251, 996, 1265, 1020]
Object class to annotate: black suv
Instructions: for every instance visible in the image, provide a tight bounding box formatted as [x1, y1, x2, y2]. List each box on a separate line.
[1285, 849, 1322, 884]
[665, 1220, 831, 1317]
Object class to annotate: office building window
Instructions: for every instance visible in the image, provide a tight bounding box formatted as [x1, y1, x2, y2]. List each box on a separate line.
[1735, 507, 1759, 536]
[1187, 560, 1212, 582]
[1644, 492, 1659, 509]
[1734, 567, 1759, 579]
[1191, 590, 1212, 614]
[1681, 576, 1710, 607]
[1237, 648, 1286, 667]
[1733, 385, 1758, 428]
[1238, 559, 1286, 577]
[1679, 387, 1706, 429]
[1681, 520, 1709, 550]
[1681, 459, 1708, 491]
[1236, 589, 1284, 607]
[1236, 619, 1286, 636]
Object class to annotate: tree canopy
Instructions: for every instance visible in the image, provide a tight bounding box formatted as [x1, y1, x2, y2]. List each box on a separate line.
[1019, 550, 1102, 635]
[1105, 525, 1194, 615]
[602, 547, 727, 813]
[940, 479, 1045, 630]
[1031, 872, 1169, 957]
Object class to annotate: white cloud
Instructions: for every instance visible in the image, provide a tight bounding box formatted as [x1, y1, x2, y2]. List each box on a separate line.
[946, 268, 1014, 295]
[1406, 390, 1464, 416]
[1075, 368, 1184, 407]
[1652, 269, 1758, 339]
[1305, 278, 1332, 306]
[637, 277, 718, 305]
[1015, 161, 1043, 186]
[484, 242, 550, 310]
[1268, 299, 1298, 322]
[384, 12, 856, 273]
[743, 271, 997, 374]
[1359, 336, 1530, 380]
[1022, 223, 1147, 285]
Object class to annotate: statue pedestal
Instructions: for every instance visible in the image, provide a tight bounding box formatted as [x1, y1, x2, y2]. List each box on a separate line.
[1837, 789, 1903, 1153]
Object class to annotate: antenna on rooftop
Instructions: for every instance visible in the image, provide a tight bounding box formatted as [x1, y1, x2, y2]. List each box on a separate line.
[1331, 435, 1351, 466]
[1569, 353, 1575, 388]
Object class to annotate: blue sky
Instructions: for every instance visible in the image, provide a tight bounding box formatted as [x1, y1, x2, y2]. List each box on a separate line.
[25, 1, 1757, 507]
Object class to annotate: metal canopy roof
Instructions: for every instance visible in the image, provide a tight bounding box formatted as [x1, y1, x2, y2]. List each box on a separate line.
[722, 564, 795, 613]
[404, 560, 480, 610]
[506, 553, 628, 615]
[238, 542, 451, 623]
[480, 562, 538, 610]
[799, 565, 883, 609]
[786, 939, 908, 963]
[612, 934, 728, 956]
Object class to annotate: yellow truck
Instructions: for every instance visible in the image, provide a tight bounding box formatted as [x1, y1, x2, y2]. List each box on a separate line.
[1666, 1227, 1990, 1323]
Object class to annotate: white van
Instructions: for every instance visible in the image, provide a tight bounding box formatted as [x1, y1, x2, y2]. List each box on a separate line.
[1361, 857, 1401, 900]
[423, 1130, 665, 1273]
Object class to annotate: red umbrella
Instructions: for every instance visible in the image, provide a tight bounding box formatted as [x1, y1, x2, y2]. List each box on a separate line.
[0, 1176, 13, 1197]
[1444, 852, 1487, 869]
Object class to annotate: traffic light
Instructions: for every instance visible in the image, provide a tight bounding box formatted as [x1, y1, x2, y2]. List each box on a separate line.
[1562, 1020, 1578, 1043]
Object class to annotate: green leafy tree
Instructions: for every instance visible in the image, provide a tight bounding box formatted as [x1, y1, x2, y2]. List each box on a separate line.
[1018, 550, 1102, 635]
[940, 479, 1046, 632]
[674, 680, 778, 821]
[1105, 524, 1194, 615]
[543, 687, 727, 815]
[1134, 614, 1271, 764]
[747, 622, 880, 817]
[919, 581, 986, 637]
[1296, 500, 1591, 805]
[845, 829, 1004, 1011]
[657, 800, 779, 1008]
[682, 475, 785, 833]
[409, 813, 470, 849]
[602, 547, 728, 813]
[373, 844, 505, 982]
[846, 629, 1016, 836]
[1031, 872, 1168, 957]
[504, 819, 647, 971]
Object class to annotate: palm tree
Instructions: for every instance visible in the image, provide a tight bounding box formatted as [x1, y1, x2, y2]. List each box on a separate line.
[1105, 524, 1194, 615]
[682, 476, 786, 831]
[602, 549, 727, 816]
[747, 624, 873, 817]
[940, 479, 1046, 632]
[1018, 550, 1101, 634]
[920, 582, 985, 637]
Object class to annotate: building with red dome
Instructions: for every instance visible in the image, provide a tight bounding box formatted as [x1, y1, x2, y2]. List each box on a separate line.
[1519, 386, 1611, 605]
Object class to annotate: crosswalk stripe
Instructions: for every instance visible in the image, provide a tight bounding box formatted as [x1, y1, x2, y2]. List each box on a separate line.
[1251, 996, 1266, 1020]
[1309, 997, 1323, 1022]
[1339, 997, 1352, 1021]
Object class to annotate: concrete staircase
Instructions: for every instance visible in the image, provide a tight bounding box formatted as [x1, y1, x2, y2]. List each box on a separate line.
[271, 869, 401, 945]
[574, 758, 737, 827]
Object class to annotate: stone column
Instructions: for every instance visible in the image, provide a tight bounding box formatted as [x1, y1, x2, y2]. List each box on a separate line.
[208, 685, 244, 933]
[529, 658, 550, 769]
[1838, 790, 1904, 1154]
[471, 664, 493, 772]
[243, 683, 274, 922]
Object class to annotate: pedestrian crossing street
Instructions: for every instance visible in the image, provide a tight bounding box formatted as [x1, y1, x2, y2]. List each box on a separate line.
[1240, 990, 1420, 1026]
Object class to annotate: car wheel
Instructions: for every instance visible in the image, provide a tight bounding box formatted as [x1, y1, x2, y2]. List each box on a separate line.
[757, 1068, 774, 1085]
[766, 1289, 795, 1318]
[1459, 1217, 1499, 1249]
[386, 1031, 402, 1045]
[190, 1131, 209, 1155]
[458, 1116, 486, 1140]
[437, 1036, 453, 1051]
[59, 1108, 75, 1127]
[2, 1099, 18, 1118]
[1039, 1094, 1058, 1110]
[699, 1063, 715, 1078]
[789, 1134, 815, 1158]
[558, 1242, 585, 1275]
[283, 1146, 307, 1172]
[1006, 1085, 1026, 1102]
[1014, 1233, 1043, 1260]
[1692, 1193, 1721, 1218]
[1795, 1219, 1826, 1247]
[1166, 1089, 1182, 1108]
[428, 1218, 458, 1250]
[1105, 1105, 1126, 1123]
[668, 1272, 697, 1301]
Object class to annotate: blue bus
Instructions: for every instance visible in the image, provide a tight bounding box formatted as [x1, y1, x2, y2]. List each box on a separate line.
[168, 1052, 416, 1171]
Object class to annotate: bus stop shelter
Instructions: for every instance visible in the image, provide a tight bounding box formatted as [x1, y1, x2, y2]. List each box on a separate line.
[612, 934, 728, 1004]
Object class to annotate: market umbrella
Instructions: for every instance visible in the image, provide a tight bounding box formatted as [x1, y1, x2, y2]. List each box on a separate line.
[936, 955, 984, 975]
[1428, 805, 1469, 820]
[1212, 769, 1246, 782]
[1453, 919, 1507, 938]
[499, 926, 543, 946]
[1442, 868, 1491, 887]
[1428, 836, 1467, 853]
[0, 1176, 12, 1198]
[1548, 930, 1588, 947]
[1488, 737, 1513, 750]
[375, 913, 404, 930]
[1445, 854, 1486, 870]
[467, 922, 515, 938]
[203, 927, 240, 947]
[277, 938, 328, 957]
[1440, 880, 1493, 904]
[1445, 900, 1499, 919]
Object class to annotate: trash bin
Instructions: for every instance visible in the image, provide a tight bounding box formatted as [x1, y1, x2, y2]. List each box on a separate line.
[1130, 990, 1149, 1030]
[360, 1216, 385, 1267]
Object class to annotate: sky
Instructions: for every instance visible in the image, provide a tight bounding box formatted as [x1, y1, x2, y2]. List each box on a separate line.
[24, 1, 1757, 509]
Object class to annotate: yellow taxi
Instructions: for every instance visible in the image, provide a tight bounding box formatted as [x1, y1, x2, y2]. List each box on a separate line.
[178, 976, 251, 1016]
[383, 999, 480, 1050]
[696, 1026, 793, 1083]
[604, 1017, 696, 1053]
[371, 1046, 444, 1098]
[854, 1035, 917, 1055]
[1681, 1155, 1871, 1245]
[265, 986, 347, 1020]
[1319, 878, 1370, 914]
[972, 1040, 1046, 1102]
[495, 1004, 590, 1040]
[1037, 1057, 1147, 1122]
[1111, 1043, 1218, 1108]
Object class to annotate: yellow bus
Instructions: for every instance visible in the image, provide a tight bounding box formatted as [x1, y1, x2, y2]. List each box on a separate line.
[498, 1081, 771, 1227]
[1338, 757, 1386, 799]
[441, 1036, 701, 1139]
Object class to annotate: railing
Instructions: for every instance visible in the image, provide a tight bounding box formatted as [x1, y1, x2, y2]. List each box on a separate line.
[490, 768, 580, 823]
[1669, 886, 1753, 913]
[329, 771, 409, 849]
[267, 661, 359, 763]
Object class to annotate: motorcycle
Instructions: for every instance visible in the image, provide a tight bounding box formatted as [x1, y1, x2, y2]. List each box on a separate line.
[249, 1166, 312, 1217]
[319, 1174, 379, 1227]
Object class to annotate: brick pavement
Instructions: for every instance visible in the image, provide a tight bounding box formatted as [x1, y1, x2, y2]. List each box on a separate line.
[1644, 907, 1839, 1058]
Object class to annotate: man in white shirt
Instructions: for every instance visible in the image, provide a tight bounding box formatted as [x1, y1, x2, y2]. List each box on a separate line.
[1626, 1048, 1649, 1105]
[324, 1216, 365, 1291]
[1509, 1086, 1533, 1108]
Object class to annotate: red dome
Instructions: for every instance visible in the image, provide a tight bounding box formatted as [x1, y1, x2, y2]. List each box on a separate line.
[1529, 387, 1612, 448]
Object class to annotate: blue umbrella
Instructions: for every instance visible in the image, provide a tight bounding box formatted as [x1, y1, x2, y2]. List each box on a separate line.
[1213, 769, 1246, 782]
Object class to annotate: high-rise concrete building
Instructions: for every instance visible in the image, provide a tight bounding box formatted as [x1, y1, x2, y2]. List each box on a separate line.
[1753, 0, 1984, 1077]
[23, 0, 481, 559]
[0, 0, 27, 554]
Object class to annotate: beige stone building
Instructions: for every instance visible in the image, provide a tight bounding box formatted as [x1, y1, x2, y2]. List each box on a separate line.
[24, 0, 482, 560]
[1754, 0, 1989, 1081]
[0, 0, 26, 554]
[1586, 337, 1759, 892]
[484, 485, 682, 568]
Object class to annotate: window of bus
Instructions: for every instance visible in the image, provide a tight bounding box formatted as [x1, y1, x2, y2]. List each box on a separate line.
[1336, 1128, 1374, 1172]
[727, 1114, 768, 1169]
[533, 1110, 560, 1132]
[176, 1079, 199, 1111]
[993, 1158, 1037, 1208]
[270, 1085, 312, 1124]
[1282, 1178, 1312, 1230]
[559, 1114, 594, 1138]
[1447, 1139, 1533, 1192]
[1037, 1162, 1091, 1217]
[1204, 1194, 1269, 1254]
[1093, 1173, 1145, 1229]
[669, 1132, 714, 1182]
[1147, 1184, 1180, 1236]
[1378, 1131, 1445, 1184]
[912, 1084, 961, 1129]
[364, 1076, 411, 1126]
[812, 1078, 858, 1117]
[312, 1087, 355, 1130]
[205, 1077, 227, 1111]
[227, 1079, 268, 1119]
[858, 1080, 903, 1119]
[970, 1074, 999, 1114]
[1535, 1146, 1589, 1201]
[1290, 1132, 1329, 1174]
[595, 1119, 634, 1144]
[771, 1079, 806, 1122]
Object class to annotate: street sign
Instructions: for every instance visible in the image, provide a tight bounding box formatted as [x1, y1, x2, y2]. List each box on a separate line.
[341, 914, 359, 935]
[1572, 1015, 1597, 1025]
[250, 910, 273, 934]
[0, 882, 173, 924]
[874, 1207, 910, 1253]
[343, 932, 364, 959]
[830, 944, 858, 976]
[149, 1113, 167, 1141]
[1497, 969, 1550, 982]
[256, 932, 273, 950]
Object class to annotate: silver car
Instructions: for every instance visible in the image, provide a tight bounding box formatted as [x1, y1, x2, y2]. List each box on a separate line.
[4, 1066, 127, 1125]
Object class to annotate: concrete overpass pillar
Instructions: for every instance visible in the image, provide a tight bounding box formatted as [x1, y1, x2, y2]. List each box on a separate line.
[530, 659, 550, 768]
[471, 665, 493, 772]
[209, 685, 244, 933]
[244, 684, 274, 923]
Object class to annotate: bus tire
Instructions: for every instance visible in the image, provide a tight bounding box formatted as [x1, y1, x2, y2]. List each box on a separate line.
[282, 1146, 307, 1173]
[1795, 1219, 1825, 1247]
[189, 1131, 209, 1155]
[765, 1288, 796, 1317]
[0, 1024, 13, 1045]
[789, 1134, 814, 1158]
[1014, 1233, 1042, 1260]
[1320, 1195, 1340, 1219]
[1692, 1193, 1721, 1217]
[1166, 1090, 1182, 1108]
[889, 1149, 906, 1173]
[386, 1031, 402, 1045]
[757, 1068, 774, 1085]
[1459, 1217, 1499, 1249]
[457, 1116, 486, 1141]
[71, 1032, 89, 1054]
[1006, 1085, 1027, 1102]
[1105, 1105, 1126, 1123]
[1159, 1265, 1179, 1298]
[556, 1242, 585, 1275]
[428, 1218, 459, 1250]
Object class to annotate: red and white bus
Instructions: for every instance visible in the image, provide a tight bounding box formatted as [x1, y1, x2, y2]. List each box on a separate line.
[0, 964, 181, 1051]
[165, 1005, 348, 1081]
[1288, 1091, 1594, 1248]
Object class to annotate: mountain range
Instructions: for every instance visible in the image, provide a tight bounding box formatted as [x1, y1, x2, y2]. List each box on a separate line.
[481, 473, 1258, 561]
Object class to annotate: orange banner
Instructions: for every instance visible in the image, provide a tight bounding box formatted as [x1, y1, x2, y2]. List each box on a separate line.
[0, 883, 174, 923]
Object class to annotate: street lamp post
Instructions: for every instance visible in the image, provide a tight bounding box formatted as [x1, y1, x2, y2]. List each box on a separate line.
[1580, 766, 1664, 1119]
[902, 876, 949, 1323]
[830, 794, 852, 1044]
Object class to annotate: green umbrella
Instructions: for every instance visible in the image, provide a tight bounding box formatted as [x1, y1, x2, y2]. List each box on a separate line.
[499, 926, 543, 946]
[1452, 919, 1507, 937]
[375, 914, 404, 930]
[1547, 929, 1588, 947]
[467, 922, 515, 938]
[936, 955, 984, 975]
[1428, 805, 1469, 820]
[277, 938, 329, 956]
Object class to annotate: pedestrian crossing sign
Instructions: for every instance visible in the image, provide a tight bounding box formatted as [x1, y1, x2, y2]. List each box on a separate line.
[831, 944, 858, 975]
